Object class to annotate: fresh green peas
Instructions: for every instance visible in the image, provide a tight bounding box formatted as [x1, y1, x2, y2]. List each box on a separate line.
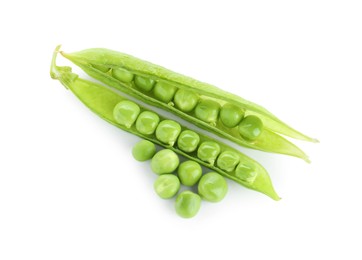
[173, 89, 199, 112]
[177, 161, 202, 186]
[154, 174, 180, 199]
[155, 120, 181, 146]
[132, 140, 156, 161]
[235, 162, 257, 184]
[197, 141, 221, 165]
[194, 99, 221, 125]
[216, 151, 240, 172]
[112, 68, 134, 83]
[177, 130, 200, 153]
[151, 149, 179, 175]
[135, 111, 160, 135]
[198, 172, 228, 202]
[92, 64, 110, 73]
[134, 75, 155, 91]
[113, 100, 141, 128]
[238, 115, 263, 141]
[175, 191, 201, 218]
[220, 103, 245, 128]
[153, 82, 177, 103]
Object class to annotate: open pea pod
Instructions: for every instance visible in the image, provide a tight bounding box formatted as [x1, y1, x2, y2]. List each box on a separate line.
[51, 46, 280, 201]
[61, 47, 317, 162]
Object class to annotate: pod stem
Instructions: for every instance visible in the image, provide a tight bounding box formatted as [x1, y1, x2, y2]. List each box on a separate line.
[50, 45, 78, 88]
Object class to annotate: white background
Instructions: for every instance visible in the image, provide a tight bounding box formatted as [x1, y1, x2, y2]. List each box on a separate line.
[1, 1, 361, 259]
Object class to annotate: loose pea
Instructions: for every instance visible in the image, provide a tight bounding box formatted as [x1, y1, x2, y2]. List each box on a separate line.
[198, 172, 228, 202]
[92, 64, 110, 73]
[197, 141, 221, 165]
[113, 100, 140, 128]
[155, 120, 181, 146]
[112, 68, 134, 82]
[216, 151, 240, 172]
[175, 191, 201, 218]
[154, 174, 180, 199]
[177, 161, 202, 186]
[194, 99, 221, 124]
[134, 75, 155, 91]
[238, 115, 263, 141]
[220, 103, 245, 128]
[235, 162, 257, 184]
[173, 89, 199, 112]
[177, 130, 200, 153]
[151, 149, 179, 175]
[135, 111, 160, 135]
[132, 140, 156, 161]
[153, 82, 177, 103]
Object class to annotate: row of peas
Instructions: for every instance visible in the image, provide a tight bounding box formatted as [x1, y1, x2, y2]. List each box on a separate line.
[132, 140, 228, 218]
[107, 66, 264, 141]
[113, 100, 254, 176]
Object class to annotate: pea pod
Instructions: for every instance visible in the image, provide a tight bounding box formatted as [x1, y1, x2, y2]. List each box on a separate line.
[60, 47, 317, 162]
[51, 46, 280, 200]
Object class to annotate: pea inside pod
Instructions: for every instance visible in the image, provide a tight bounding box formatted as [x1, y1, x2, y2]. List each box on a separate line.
[155, 120, 181, 146]
[194, 99, 220, 125]
[173, 89, 199, 112]
[238, 115, 263, 141]
[112, 68, 134, 83]
[216, 151, 240, 172]
[134, 75, 155, 92]
[113, 100, 141, 128]
[136, 111, 160, 135]
[177, 130, 200, 153]
[220, 103, 244, 128]
[153, 82, 177, 103]
[197, 141, 221, 165]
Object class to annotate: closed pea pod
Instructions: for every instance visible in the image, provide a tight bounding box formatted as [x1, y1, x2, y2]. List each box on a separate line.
[136, 111, 160, 135]
[112, 68, 134, 83]
[177, 130, 200, 153]
[216, 151, 240, 172]
[155, 120, 181, 146]
[153, 81, 177, 103]
[134, 75, 155, 92]
[197, 141, 221, 165]
[173, 89, 199, 112]
[113, 100, 140, 128]
[194, 99, 220, 125]
[238, 115, 263, 141]
[220, 103, 244, 128]
[175, 191, 201, 218]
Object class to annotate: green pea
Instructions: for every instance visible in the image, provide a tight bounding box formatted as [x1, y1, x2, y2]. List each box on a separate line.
[155, 120, 181, 146]
[134, 75, 155, 92]
[154, 174, 180, 199]
[238, 115, 263, 141]
[220, 103, 244, 128]
[113, 100, 141, 128]
[153, 82, 177, 103]
[216, 151, 240, 172]
[197, 141, 221, 165]
[175, 191, 201, 218]
[198, 172, 228, 202]
[173, 89, 199, 112]
[235, 162, 257, 184]
[132, 140, 156, 162]
[178, 161, 202, 186]
[92, 64, 110, 73]
[194, 99, 220, 124]
[177, 130, 200, 153]
[151, 149, 179, 175]
[112, 68, 134, 82]
[135, 111, 160, 135]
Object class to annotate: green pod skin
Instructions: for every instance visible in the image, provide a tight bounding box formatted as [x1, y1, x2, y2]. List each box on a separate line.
[51, 46, 280, 200]
[61, 48, 317, 162]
